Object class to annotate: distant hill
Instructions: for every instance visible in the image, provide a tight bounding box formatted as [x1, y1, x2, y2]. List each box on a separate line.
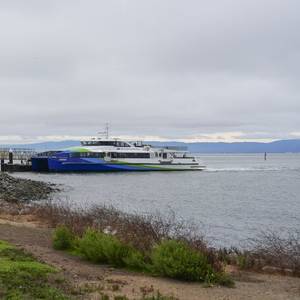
[0, 140, 80, 151]
[149, 139, 300, 153]
[1, 139, 300, 153]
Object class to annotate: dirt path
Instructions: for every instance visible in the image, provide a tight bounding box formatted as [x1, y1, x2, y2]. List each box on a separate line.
[0, 219, 300, 300]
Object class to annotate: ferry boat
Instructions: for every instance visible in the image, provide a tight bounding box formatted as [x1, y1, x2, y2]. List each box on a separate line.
[31, 135, 205, 172]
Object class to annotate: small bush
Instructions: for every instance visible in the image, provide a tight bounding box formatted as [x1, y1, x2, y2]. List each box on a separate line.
[213, 272, 235, 288]
[77, 228, 107, 263]
[77, 228, 132, 267]
[53, 225, 75, 250]
[102, 235, 131, 267]
[123, 249, 147, 271]
[151, 239, 215, 282]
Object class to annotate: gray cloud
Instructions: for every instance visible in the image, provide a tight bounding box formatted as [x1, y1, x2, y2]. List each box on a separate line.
[0, 0, 300, 142]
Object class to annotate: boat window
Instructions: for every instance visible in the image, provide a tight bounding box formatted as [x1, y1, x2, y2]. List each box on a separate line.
[116, 141, 129, 147]
[70, 152, 105, 158]
[109, 152, 150, 159]
[163, 153, 167, 159]
[37, 151, 61, 157]
[81, 141, 131, 147]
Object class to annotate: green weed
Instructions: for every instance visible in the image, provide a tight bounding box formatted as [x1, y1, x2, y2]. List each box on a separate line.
[0, 240, 69, 299]
[143, 291, 178, 300]
[77, 228, 133, 267]
[53, 225, 75, 250]
[151, 240, 215, 282]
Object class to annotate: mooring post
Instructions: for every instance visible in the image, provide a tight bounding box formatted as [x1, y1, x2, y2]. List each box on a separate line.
[9, 149, 13, 164]
[0, 159, 4, 172]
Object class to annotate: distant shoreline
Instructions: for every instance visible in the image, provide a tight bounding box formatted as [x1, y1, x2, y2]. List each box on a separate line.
[1, 138, 300, 153]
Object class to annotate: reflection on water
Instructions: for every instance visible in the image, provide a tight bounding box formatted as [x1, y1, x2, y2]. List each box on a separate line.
[14, 153, 300, 247]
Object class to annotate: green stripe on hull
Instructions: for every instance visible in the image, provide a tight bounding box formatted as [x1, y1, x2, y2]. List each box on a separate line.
[108, 161, 200, 171]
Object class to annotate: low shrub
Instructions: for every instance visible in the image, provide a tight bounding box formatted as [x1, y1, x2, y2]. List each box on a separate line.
[77, 228, 107, 263]
[101, 234, 132, 267]
[53, 225, 75, 250]
[213, 272, 235, 288]
[151, 239, 216, 282]
[123, 248, 147, 271]
[77, 228, 133, 267]
[56, 227, 234, 286]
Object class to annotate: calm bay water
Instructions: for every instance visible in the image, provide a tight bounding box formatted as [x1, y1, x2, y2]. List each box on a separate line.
[14, 153, 300, 247]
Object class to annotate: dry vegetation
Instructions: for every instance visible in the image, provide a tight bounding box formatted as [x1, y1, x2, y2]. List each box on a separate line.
[232, 230, 300, 275]
[33, 200, 223, 274]
[31, 201, 300, 277]
[1, 197, 300, 279]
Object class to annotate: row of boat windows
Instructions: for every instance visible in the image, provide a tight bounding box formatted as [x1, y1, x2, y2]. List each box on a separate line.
[70, 152, 150, 159]
[70, 152, 104, 158]
[111, 152, 150, 159]
[37, 151, 193, 160]
[81, 141, 131, 147]
[37, 151, 61, 157]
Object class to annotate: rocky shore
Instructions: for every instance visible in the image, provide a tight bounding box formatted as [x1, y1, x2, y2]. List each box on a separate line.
[0, 173, 57, 202]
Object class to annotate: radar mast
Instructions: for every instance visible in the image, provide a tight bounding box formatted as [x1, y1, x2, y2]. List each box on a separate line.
[98, 123, 109, 139]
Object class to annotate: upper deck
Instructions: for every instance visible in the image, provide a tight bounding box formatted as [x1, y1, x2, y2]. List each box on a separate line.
[81, 138, 133, 148]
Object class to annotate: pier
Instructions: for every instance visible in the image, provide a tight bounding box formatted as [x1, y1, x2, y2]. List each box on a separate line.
[0, 148, 36, 172]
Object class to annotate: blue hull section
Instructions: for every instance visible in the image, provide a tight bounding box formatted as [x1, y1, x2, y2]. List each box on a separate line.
[32, 157, 49, 172]
[32, 157, 157, 172]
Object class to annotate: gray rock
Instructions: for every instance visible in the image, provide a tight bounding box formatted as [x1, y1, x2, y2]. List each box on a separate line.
[0, 173, 58, 203]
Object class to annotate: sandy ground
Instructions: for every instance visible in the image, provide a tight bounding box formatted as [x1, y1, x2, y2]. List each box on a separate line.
[0, 217, 300, 300]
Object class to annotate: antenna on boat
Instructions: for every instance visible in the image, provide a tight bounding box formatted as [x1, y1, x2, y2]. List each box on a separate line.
[98, 123, 109, 139]
[105, 122, 109, 139]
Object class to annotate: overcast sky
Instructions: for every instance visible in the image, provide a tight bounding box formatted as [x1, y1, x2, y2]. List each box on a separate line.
[0, 0, 300, 143]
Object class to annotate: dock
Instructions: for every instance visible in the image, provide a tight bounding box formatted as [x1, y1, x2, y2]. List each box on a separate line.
[0, 148, 36, 172]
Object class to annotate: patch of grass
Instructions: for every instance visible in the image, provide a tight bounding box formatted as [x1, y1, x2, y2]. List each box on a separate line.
[0, 240, 13, 251]
[0, 240, 69, 299]
[143, 291, 178, 300]
[53, 225, 75, 250]
[0, 247, 35, 262]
